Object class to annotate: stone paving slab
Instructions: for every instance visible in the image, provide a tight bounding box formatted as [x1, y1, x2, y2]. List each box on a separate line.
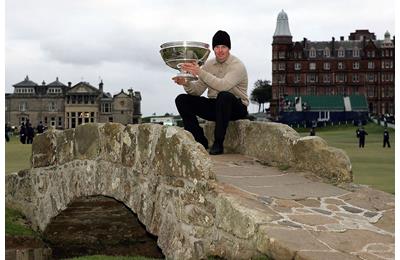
[211, 154, 395, 260]
[213, 154, 348, 200]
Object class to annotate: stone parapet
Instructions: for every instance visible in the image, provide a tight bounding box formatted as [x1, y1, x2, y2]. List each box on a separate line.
[203, 120, 352, 183]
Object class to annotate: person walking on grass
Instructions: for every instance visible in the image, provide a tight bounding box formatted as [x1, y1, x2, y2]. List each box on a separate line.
[5, 123, 10, 142]
[383, 127, 390, 148]
[356, 126, 368, 148]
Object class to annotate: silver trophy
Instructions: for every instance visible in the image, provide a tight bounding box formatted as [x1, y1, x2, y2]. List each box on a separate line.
[160, 41, 210, 81]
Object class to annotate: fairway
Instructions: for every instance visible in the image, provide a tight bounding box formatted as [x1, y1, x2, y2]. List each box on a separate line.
[5, 135, 32, 174]
[297, 123, 395, 194]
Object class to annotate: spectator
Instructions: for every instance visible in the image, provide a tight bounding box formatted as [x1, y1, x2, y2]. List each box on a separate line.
[383, 127, 390, 148]
[309, 127, 316, 136]
[26, 123, 35, 144]
[5, 123, 10, 142]
[356, 126, 368, 148]
[37, 121, 45, 134]
[19, 123, 27, 144]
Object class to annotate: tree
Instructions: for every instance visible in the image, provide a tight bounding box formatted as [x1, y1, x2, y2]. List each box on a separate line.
[250, 80, 272, 112]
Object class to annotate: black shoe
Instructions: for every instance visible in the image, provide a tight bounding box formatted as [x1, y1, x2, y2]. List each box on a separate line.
[209, 143, 224, 155]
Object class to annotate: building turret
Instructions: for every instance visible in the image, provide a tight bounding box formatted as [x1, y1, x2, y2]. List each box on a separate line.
[273, 10, 292, 44]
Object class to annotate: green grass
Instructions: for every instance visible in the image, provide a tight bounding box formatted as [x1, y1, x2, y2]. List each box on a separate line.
[5, 135, 32, 174]
[5, 207, 38, 237]
[296, 123, 395, 194]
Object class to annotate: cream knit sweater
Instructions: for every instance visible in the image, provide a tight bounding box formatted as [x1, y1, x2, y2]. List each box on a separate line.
[183, 54, 249, 106]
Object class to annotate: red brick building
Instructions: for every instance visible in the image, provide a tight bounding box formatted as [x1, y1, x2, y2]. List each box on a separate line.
[271, 10, 395, 119]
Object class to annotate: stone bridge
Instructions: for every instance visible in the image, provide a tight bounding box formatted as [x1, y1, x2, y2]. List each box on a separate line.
[5, 121, 394, 259]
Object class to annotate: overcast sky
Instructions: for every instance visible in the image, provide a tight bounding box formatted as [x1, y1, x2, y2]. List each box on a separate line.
[5, 0, 395, 116]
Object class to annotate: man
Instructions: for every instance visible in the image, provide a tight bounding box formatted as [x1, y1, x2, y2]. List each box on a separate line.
[383, 127, 390, 148]
[5, 123, 10, 142]
[26, 123, 35, 144]
[356, 126, 368, 148]
[309, 126, 315, 136]
[19, 123, 27, 144]
[174, 30, 248, 155]
[37, 121, 45, 134]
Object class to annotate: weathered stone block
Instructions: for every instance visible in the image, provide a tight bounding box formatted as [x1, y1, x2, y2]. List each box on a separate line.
[293, 136, 352, 183]
[154, 126, 214, 180]
[31, 129, 58, 168]
[55, 128, 75, 165]
[204, 120, 299, 165]
[98, 123, 126, 164]
[121, 124, 139, 167]
[74, 123, 100, 160]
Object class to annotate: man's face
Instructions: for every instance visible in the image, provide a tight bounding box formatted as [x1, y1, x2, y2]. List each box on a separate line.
[213, 45, 230, 63]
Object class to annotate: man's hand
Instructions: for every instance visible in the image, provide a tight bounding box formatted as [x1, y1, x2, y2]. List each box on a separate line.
[172, 76, 187, 85]
[180, 62, 200, 76]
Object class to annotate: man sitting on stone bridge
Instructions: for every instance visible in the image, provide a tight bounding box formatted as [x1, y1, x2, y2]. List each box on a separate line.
[173, 30, 249, 155]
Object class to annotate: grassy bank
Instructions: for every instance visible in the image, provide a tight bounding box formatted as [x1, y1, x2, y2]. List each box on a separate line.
[5, 207, 38, 237]
[5, 135, 32, 174]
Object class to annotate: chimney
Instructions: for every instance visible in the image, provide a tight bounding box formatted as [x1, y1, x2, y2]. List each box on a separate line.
[42, 80, 46, 86]
[340, 36, 344, 41]
[303, 37, 307, 48]
[68, 82, 72, 87]
[99, 80, 104, 92]
[135, 91, 142, 100]
[331, 37, 335, 55]
[128, 88, 133, 97]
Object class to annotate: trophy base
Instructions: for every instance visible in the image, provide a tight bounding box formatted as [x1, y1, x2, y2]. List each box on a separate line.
[176, 72, 198, 81]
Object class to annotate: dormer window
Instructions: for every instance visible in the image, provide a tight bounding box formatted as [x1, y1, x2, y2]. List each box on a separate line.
[15, 88, 34, 94]
[338, 47, 345, 58]
[309, 47, 316, 58]
[47, 88, 62, 94]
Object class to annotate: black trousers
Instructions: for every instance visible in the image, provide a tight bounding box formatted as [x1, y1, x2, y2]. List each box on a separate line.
[383, 138, 390, 148]
[175, 91, 248, 147]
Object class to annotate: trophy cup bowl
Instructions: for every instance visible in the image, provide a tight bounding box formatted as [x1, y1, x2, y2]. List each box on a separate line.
[160, 41, 210, 81]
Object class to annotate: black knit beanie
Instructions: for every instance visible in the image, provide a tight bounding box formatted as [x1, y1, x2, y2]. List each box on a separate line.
[212, 30, 231, 49]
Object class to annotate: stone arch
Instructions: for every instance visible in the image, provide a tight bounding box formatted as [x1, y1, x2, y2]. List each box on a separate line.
[6, 123, 216, 259]
[43, 194, 164, 259]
